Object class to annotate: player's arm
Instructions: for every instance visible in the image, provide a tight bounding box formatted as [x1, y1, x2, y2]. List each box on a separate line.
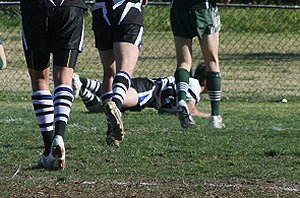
[186, 100, 210, 118]
[0, 44, 7, 70]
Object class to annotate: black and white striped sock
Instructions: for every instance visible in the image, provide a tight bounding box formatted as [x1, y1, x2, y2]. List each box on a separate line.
[53, 84, 74, 139]
[80, 77, 102, 97]
[112, 71, 131, 110]
[81, 88, 102, 113]
[32, 90, 54, 156]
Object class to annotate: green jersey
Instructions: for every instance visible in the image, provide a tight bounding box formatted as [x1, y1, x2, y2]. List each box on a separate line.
[171, 0, 217, 9]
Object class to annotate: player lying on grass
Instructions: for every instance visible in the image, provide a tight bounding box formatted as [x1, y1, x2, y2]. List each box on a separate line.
[73, 63, 209, 116]
[72, 63, 210, 145]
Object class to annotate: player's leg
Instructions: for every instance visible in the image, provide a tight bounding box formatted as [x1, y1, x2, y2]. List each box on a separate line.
[173, 37, 196, 128]
[99, 49, 115, 104]
[112, 41, 139, 109]
[103, 21, 143, 142]
[71, 73, 103, 113]
[200, 32, 224, 128]
[22, 9, 56, 169]
[51, 66, 74, 170]
[109, 0, 144, 142]
[52, 65, 74, 141]
[98, 49, 118, 142]
[170, 7, 196, 128]
[28, 67, 54, 157]
[104, 41, 139, 142]
[50, 7, 85, 170]
[122, 87, 139, 110]
[79, 76, 102, 97]
[125, 77, 161, 112]
[92, 5, 119, 145]
[174, 37, 193, 102]
[80, 88, 103, 113]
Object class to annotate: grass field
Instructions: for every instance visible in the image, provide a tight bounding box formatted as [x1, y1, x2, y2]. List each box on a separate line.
[0, 99, 299, 197]
[0, 4, 299, 197]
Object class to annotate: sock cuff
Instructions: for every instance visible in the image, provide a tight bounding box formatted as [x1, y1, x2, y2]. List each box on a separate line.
[54, 84, 73, 95]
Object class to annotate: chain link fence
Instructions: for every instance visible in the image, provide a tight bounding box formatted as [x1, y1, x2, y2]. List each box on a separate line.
[0, 2, 299, 102]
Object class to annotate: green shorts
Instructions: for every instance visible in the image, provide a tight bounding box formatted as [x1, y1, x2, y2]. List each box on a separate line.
[170, 6, 221, 39]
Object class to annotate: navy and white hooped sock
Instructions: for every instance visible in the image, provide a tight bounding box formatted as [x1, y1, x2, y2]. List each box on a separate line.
[101, 91, 113, 105]
[112, 71, 131, 110]
[53, 84, 74, 139]
[81, 88, 102, 112]
[80, 77, 102, 97]
[32, 90, 54, 156]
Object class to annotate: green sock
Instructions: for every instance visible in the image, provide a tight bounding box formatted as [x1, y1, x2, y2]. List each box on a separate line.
[206, 72, 221, 116]
[175, 68, 190, 101]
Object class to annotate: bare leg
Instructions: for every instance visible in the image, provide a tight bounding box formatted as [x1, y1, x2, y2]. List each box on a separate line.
[200, 32, 224, 128]
[174, 36, 193, 71]
[99, 49, 115, 99]
[28, 67, 50, 91]
[53, 66, 74, 87]
[122, 87, 139, 109]
[104, 42, 139, 142]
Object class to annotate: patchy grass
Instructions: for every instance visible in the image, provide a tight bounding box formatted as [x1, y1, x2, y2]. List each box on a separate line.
[0, 100, 299, 197]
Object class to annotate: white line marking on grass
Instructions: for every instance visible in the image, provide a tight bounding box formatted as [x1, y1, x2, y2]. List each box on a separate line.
[140, 182, 158, 186]
[81, 181, 96, 185]
[112, 181, 158, 186]
[272, 126, 300, 131]
[268, 186, 299, 192]
[113, 181, 129, 185]
[0, 117, 29, 124]
[204, 182, 300, 192]
[11, 165, 21, 178]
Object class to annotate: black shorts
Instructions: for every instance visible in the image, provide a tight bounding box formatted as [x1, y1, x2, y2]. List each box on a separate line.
[92, 2, 144, 50]
[22, 7, 85, 70]
[124, 77, 161, 111]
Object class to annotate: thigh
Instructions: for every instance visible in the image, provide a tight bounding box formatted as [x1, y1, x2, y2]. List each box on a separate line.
[113, 42, 139, 75]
